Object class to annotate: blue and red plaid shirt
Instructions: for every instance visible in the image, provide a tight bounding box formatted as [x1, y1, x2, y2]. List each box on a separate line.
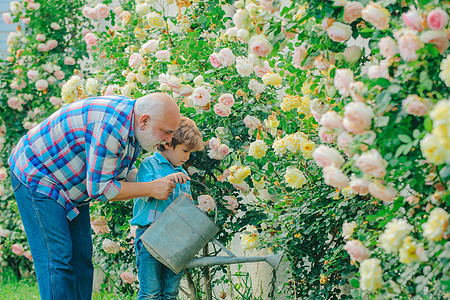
[8, 95, 142, 220]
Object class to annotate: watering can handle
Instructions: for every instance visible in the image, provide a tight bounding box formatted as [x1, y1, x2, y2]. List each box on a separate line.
[189, 179, 218, 224]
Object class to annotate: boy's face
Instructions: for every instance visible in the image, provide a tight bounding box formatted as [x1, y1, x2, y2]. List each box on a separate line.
[162, 144, 193, 167]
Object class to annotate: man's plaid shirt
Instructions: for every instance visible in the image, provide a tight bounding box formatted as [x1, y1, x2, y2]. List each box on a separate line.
[9, 95, 142, 220]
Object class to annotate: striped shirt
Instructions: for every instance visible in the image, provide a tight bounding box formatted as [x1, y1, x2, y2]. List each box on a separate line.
[8, 95, 142, 220]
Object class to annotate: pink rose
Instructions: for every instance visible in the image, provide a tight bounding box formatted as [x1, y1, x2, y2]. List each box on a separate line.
[84, 33, 98, 48]
[142, 39, 159, 52]
[47, 76, 57, 85]
[27, 70, 39, 81]
[254, 61, 273, 77]
[23, 250, 33, 262]
[344, 240, 370, 263]
[218, 144, 230, 156]
[155, 50, 170, 61]
[102, 239, 120, 254]
[209, 53, 222, 68]
[0, 169, 7, 180]
[349, 176, 369, 195]
[36, 34, 46, 42]
[53, 70, 65, 80]
[94, 3, 110, 19]
[81, 28, 90, 37]
[319, 126, 338, 144]
[312, 145, 345, 168]
[64, 57, 76, 65]
[209, 138, 220, 151]
[337, 131, 354, 150]
[406, 195, 420, 205]
[219, 93, 235, 107]
[402, 9, 424, 32]
[0, 228, 10, 237]
[223, 196, 239, 211]
[37, 43, 49, 52]
[22, 17, 31, 24]
[355, 149, 387, 178]
[323, 165, 349, 189]
[350, 81, 366, 102]
[2, 13, 13, 25]
[191, 87, 211, 106]
[82, 7, 96, 19]
[402, 94, 430, 116]
[343, 102, 374, 135]
[367, 61, 390, 80]
[120, 272, 136, 284]
[396, 30, 423, 62]
[11, 244, 24, 256]
[249, 35, 273, 57]
[327, 22, 352, 43]
[378, 36, 399, 58]
[343, 2, 363, 24]
[334, 69, 354, 97]
[319, 110, 343, 129]
[35, 79, 48, 91]
[243, 115, 261, 131]
[293, 44, 311, 70]
[179, 85, 193, 97]
[427, 8, 449, 31]
[49, 96, 63, 106]
[361, 3, 391, 30]
[46, 40, 58, 51]
[198, 195, 215, 212]
[104, 85, 119, 96]
[51, 22, 61, 30]
[217, 48, 235, 67]
[214, 103, 231, 117]
[13, 69, 22, 75]
[128, 53, 142, 69]
[369, 181, 398, 203]
[420, 30, 449, 54]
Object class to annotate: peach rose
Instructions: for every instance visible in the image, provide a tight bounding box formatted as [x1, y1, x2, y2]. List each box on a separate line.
[198, 195, 215, 212]
[369, 181, 398, 202]
[24, 250, 33, 261]
[37, 43, 49, 52]
[243, 115, 261, 132]
[128, 53, 142, 69]
[64, 57, 76, 65]
[53, 70, 65, 80]
[35, 79, 48, 91]
[334, 69, 354, 97]
[28, 3, 40, 10]
[8, 97, 23, 110]
[349, 81, 366, 102]
[361, 2, 391, 31]
[293, 44, 311, 70]
[349, 176, 370, 195]
[427, 8, 449, 31]
[344, 240, 370, 263]
[46, 40, 58, 51]
[343, 2, 363, 24]
[420, 30, 449, 55]
[219, 93, 235, 107]
[319, 126, 338, 144]
[402, 94, 430, 116]
[209, 53, 222, 68]
[209, 138, 220, 151]
[36, 34, 46, 42]
[102, 239, 120, 254]
[378, 36, 399, 58]
[155, 50, 170, 61]
[402, 8, 423, 32]
[50, 22, 61, 30]
[223, 196, 239, 211]
[396, 30, 423, 62]
[192, 87, 211, 106]
[319, 110, 343, 129]
[82, 7, 96, 19]
[254, 61, 273, 77]
[49, 96, 63, 106]
[327, 21, 352, 43]
[337, 131, 353, 150]
[2, 13, 12, 25]
[84, 32, 98, 48]
[218, 144, 231, 156]
[249, 35, 273, 57]
[94, 3, 110, 19]
[120, 271, 136, 284]
[343, 102, 374, 134]
[323, 165, 349, 189]
[27, 70, 39, 81]
[355, 149, 387, 178]
[248, 79, 265, 94]
[141, 39, 159, 52]
[217, 48, 235, 67]
[367, 61, 390, 80]
[214, 103, 232, 117]
[11, 244, 24, 256]
[0, 168, 7, 180]
[312, 145, 345, 168]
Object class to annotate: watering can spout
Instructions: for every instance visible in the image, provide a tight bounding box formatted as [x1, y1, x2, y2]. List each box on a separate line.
[185, 253, 283, 270]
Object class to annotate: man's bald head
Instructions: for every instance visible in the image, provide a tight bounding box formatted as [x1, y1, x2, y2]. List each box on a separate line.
[134, 92, 180, 121]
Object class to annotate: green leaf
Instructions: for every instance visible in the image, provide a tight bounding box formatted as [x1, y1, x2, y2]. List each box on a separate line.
[424, 117, 433, 132]
[398, 134, 412, 143]
[350, 278, 360, 288]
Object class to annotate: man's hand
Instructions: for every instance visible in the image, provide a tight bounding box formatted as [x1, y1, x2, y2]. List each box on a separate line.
[149, 178, 176, 200]
[165, 172, 191, 184]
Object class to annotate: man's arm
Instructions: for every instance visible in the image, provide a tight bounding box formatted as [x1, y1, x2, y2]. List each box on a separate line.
[110, 178, 176, 201]
[126, 169, 138, 182]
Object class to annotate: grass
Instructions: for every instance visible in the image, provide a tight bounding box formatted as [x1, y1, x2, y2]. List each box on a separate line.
[0, 271, 135, 300]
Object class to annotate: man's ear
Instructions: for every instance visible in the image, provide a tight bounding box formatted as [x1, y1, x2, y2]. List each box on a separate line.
[163, 143, 171, 150]
[139, 114, 151, 130]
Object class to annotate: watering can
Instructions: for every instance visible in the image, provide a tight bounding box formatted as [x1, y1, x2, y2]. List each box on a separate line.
[140, 179, 283, 274]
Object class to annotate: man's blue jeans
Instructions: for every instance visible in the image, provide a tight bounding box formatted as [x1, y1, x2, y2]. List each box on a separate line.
[135, 228, 183, 300]
[11, 172, 94, 300]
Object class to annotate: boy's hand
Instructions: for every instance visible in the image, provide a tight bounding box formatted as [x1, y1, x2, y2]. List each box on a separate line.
[184, 193, 193, 201]
[149, 178, 176, 200]
[166, 172, 191, 184]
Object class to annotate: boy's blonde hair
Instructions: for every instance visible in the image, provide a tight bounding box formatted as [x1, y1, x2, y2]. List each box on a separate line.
[158, 116, 204, 152]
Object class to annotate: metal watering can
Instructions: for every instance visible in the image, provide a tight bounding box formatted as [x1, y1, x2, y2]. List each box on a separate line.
[140, 179, 283, 274]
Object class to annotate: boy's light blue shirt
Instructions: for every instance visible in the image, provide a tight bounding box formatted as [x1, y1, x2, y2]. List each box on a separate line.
[130, 152, 190, 227]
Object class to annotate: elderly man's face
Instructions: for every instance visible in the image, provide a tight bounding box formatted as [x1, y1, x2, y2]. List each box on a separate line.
[135, 115, 179, 152]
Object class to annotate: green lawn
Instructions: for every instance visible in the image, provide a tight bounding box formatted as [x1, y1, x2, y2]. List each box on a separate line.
[0, 272, 135, 300]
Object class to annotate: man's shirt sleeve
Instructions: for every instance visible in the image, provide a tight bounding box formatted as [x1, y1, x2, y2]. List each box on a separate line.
[85, 122, 125, 202]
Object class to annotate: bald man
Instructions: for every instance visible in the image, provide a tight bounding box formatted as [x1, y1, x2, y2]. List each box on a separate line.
[8, 93, 180, 300]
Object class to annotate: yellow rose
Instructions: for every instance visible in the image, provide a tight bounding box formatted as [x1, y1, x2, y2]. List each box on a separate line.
[284, 134, 301, 152]
[439, 55, 450, 87]
[248, 140, 269, 159]
[61, 75, 83, 104]
[298, 94, 311, 114]
[84, 78, 99, 97]
[280, 95, 302, 112]
[359, 258, 384, 292]
[146, 12, 165, 28]
[228, 166, 251, 184]
[272, 138, 287, 155]
[430, 99, 450, 124]
[284, 167, 307, 189]
[379, 219, 413, 253]
[252, 177, 265, 190]
[432, 124, 450, 149]
[301, 81, 312, 94]
[300, 139, 315, 159]
[399, 236, 419, 264]
[420, 133, 446, 165]
[240, 225, 259, 251]
[262, 72, 282, 86]
[422, 207, 449, 242]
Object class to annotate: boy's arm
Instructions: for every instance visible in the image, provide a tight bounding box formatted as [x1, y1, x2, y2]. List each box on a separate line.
[164, 172, 191, 184]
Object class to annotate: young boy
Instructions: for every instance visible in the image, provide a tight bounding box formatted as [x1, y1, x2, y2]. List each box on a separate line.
[131, 116, 204, 300]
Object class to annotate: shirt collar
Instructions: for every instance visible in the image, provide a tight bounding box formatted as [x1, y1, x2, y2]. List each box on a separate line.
[153, 152, 184, 171]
